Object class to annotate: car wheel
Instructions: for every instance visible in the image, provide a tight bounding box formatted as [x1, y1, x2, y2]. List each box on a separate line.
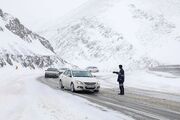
[59, 80, 64, 89]
[70, 83, 75, 92]
[45, 74, 48, 78]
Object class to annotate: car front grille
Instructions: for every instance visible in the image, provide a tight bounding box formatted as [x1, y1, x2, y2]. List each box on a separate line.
[84, 82, 96, 85]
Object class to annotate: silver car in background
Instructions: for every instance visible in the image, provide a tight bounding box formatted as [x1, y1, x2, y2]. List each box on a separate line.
[86, 66, 99, 73]
[45, 68, 60, 78]
[59, 69, 100, 92]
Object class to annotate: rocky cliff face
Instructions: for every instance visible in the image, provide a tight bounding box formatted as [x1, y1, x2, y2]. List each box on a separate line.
[0, 53, 65, 68]
[0, 9, 67, 69]
[0, 9, 54, 52]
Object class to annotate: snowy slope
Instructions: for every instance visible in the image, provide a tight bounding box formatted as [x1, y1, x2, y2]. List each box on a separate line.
[97, 0, 180, 65]
[0, 9, 65, 68]
[40, 0, 180, 71]
[41, 17, 159, 71]
[0, 19, 52, 55]
[0, 9, 54, 54]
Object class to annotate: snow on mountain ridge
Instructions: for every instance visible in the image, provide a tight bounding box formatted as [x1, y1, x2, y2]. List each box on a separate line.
[1, 9, 54, 52]
[0, 9, 66, 68]
[129, 4, 176, 34]
[0, 10, 49, 54]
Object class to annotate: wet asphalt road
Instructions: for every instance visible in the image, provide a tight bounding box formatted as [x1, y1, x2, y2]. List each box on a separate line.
[37, 74, 180, 120]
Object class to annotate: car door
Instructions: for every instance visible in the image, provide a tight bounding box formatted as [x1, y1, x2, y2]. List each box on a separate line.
[60, 71, 67, 87]
[65, 70, 73, 89]
[61, 70, 70, 88]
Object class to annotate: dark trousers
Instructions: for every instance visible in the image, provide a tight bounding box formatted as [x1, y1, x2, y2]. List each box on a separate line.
[119, 83, 124, 95]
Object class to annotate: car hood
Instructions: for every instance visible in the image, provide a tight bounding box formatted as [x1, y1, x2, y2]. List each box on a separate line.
[74, 77, 99, 82]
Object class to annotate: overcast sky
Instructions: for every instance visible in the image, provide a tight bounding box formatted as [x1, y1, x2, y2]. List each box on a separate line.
[0, 0, 88, 30]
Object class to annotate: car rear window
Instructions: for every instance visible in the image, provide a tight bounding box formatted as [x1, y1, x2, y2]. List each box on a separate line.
[47, 68, 58, 71]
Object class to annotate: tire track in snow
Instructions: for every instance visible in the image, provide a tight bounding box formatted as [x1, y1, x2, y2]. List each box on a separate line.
[37, 76, 180, 120]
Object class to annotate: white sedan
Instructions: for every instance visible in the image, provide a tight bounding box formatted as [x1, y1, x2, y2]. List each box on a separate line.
[59, 69, 100, 92]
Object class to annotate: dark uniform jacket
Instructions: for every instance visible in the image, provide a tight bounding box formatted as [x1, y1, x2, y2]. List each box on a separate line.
[113, 69, 125, 84]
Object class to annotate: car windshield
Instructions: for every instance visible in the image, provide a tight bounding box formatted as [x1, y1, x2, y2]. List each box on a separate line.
[72, 70, 93, 77]
[47, 68, 58, 71]
[60, 68, 68, 70]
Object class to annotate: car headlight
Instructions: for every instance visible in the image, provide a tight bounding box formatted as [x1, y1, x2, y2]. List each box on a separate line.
[76, 81, 83, 85]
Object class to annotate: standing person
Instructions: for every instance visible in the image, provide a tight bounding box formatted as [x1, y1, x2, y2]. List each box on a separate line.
[113, 65, 125, 95]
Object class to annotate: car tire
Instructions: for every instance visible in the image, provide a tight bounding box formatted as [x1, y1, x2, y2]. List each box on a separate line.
[45, 74, 48, 78]
[59, 80, 64, 89]
[70, 83, 75, 92]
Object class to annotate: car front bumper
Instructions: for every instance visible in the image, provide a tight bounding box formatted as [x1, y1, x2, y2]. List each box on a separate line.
[74, 84, 100, 91]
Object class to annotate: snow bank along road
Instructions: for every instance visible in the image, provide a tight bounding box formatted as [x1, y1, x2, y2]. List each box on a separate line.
[38, 75, 180, 120]
[0, 68, 131, 120]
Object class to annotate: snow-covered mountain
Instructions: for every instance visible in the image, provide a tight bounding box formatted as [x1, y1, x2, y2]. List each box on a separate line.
[40, 0, 180, 71]
[41, 17, 158, 71]
[0, 9, 66, 68]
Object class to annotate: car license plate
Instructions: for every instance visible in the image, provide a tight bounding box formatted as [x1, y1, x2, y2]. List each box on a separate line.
[86, 85, 95, 88]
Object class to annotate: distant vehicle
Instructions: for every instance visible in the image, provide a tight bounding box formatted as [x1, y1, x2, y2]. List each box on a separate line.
[86, 66, 99, 73]
[59, 69, 100, 92]
[45, 68, 60, 78]
[59, 68, 69, 74]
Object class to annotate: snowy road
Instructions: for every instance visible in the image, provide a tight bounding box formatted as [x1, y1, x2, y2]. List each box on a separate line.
[38, 76, 180, 120]
[0, 69, 131, 120]
[76, 88, 180, 120]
